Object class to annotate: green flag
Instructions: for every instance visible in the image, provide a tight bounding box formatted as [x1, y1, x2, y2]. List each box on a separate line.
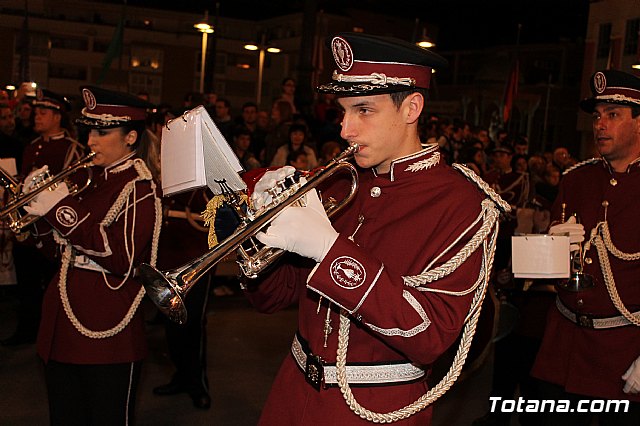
[97, 13, 125, 84]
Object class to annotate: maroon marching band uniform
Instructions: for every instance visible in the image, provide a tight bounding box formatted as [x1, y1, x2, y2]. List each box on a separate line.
[484, 168, 529, 225]
[532, 158, 640, 402]
[19, 130, 84, 245]
[485, 168, 529, 271]
[484, 168, 529, 280]
[487, 170, 528, 210]
[158, 189, 210, 276]
[245, 145, 506, 424]
[6, 117, 85, 347]
[20, 130, 83, 177]
[36, 152, 162, 364]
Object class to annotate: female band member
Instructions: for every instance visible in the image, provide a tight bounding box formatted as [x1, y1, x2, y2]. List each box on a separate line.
[24, 86, 162, 425]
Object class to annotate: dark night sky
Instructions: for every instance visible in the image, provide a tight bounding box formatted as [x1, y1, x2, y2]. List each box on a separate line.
[115, 0, 590, 51]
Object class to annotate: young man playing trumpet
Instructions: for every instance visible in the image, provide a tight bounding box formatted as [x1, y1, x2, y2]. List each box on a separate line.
[242, 32, 509, 425]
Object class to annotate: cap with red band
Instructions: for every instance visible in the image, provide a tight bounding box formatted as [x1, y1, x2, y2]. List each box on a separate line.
[317, 32, 448, 96]
[76, 85, 153, 128]
[580, 70, 640, 113]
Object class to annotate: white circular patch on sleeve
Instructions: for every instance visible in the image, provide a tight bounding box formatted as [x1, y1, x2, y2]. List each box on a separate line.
[55, 206, 78, 227]
[330, 256, 366, 289]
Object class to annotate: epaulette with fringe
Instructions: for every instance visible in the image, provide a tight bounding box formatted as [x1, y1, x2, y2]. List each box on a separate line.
[452, 163, 511, 213]
[562, 157, 603, 176]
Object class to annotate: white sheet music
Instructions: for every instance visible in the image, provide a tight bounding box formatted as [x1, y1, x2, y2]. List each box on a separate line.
[199, 107, 245, 194]
[161, 106, 246, 196]
[511, 235, 570, 279]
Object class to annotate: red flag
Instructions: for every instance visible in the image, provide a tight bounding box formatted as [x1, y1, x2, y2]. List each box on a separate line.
[502, 59, 519, 123]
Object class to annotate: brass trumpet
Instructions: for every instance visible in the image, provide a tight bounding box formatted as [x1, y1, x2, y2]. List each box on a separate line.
[137, 145, 359, 324]
[0, 152, 96, 233]
[558, 205, 594, 292]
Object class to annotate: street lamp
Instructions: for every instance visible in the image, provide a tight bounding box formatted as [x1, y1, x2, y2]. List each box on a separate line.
[416, 27, 436, 49]
[244, 34, 280, 106]
[194, 11, 214, 94]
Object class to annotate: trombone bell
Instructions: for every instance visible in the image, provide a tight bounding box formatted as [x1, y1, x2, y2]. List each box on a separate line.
[137, 264, 188, 324]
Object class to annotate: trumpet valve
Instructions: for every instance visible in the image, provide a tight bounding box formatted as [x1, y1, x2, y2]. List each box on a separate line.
[22, 170, 53, 195]
[251, 172, 305, 218]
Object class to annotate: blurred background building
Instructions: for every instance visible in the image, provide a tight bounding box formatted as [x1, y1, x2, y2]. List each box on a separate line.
[0, 0, 638, 158]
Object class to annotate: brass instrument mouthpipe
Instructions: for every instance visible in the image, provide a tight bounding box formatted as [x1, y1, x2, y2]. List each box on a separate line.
[0, 152, 96, 231]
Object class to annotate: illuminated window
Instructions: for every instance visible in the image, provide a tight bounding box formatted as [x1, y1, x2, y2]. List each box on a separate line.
[130, 47, 163, 72]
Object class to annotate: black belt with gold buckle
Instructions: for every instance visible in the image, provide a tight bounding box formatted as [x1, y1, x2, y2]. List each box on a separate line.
[305, 353, 325, 391]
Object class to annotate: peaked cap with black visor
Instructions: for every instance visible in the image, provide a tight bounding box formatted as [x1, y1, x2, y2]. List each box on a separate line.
[33, 88, 72, 112]
[316, 32, 448, 96]
[76, 85, 153, 129]
[579, 70, 640, 113]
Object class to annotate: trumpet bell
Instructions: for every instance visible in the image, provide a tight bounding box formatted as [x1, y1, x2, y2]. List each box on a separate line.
[137, 264, 188, 324]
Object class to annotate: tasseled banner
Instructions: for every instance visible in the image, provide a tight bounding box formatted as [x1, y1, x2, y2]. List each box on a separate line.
[202, 193, 248, 248]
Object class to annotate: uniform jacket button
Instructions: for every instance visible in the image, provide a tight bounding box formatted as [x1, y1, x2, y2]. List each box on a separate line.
[370, 186, 381, 198]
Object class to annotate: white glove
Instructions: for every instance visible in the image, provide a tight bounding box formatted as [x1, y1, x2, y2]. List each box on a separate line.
[623, 356, 640, 394]
[22, 165, 49, 194]
[23, 182, 69, 217]
[256, 188, 338, 262]
[251, 166, 296, 211]
[549, 216, 584, 251]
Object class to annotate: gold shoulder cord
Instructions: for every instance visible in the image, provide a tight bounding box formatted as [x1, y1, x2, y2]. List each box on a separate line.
[335, 165, 509, 423]
[586, 218, 640, 327]
[55, 159, 162, 339]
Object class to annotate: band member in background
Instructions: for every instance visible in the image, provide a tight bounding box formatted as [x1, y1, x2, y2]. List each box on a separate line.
[532, 70, 640, 425]
[484, 144, 530, 273]
[24, 86, 161, 425]
[152, 188, 214, 410]
[242, 33, 508, 425]
[21, 89, 84, 177]
[3, 89, 85, 346]
[473, 144, 536, 426]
